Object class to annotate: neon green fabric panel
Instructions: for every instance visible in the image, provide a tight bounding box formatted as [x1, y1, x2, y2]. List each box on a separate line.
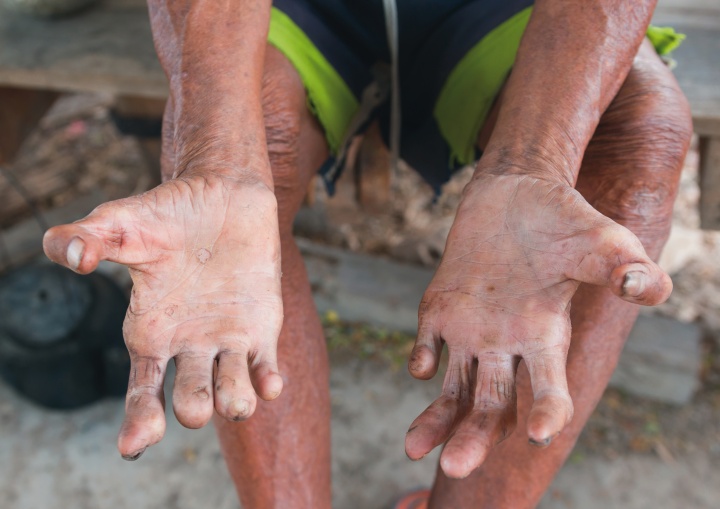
[434, 7, 533, 167]
[267, 7, 358, 154]
[647, 25, 686, 56]
[434, 10, 686, 168]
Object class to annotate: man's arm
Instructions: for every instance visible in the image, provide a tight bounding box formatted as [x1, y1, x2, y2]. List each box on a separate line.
[480, 0, 657, 185]
[148, 0, 272, 185]
[44, 0, 284, 461]
[405, 0, 673, 479]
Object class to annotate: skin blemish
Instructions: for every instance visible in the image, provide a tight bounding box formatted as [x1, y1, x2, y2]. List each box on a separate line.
[196, 248, 211, 264]
[193, 386, 210, 400]
[165, 304, 177, 317]
[486, 285, 496, 292]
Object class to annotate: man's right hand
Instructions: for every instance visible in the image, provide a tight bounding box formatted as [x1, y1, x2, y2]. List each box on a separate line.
[43, 174, 284, 460]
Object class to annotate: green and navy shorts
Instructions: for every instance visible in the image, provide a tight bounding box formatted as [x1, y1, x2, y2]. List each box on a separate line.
[269, 0, 684, 192]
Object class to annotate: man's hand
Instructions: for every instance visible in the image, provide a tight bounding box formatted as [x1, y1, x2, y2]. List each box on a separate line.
[404, 173, 671, 478]
[43, 175, 283, 460]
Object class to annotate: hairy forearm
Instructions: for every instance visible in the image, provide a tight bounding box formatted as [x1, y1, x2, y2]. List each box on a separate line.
[479, 0, 657, 186]
[148, 0, 272, 184]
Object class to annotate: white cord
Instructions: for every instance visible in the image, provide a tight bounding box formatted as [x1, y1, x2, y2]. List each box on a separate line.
[382, 0, 401, 176]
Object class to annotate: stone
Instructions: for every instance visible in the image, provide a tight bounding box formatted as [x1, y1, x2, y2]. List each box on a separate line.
[611, 313, 703, 405]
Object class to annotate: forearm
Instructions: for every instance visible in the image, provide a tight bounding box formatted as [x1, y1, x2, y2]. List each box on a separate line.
[478, 0, 657, 186]
[148, 0, 272, 185]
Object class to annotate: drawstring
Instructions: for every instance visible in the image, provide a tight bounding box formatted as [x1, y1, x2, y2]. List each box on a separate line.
[382, 0, 400, 177]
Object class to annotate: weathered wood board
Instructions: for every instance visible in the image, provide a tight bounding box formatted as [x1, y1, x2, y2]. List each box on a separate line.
[0, 0, 166, 98]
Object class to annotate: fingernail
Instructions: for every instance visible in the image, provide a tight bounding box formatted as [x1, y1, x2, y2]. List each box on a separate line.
[122, 448, 146, 461]
[529, 436, 552, 447]
[231, 400, 250, 421]
[67, 237, 85, 270]
[623, 271, 646, 298]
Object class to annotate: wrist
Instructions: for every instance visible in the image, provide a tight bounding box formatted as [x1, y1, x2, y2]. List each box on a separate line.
[473, 146, 578, 188]
[171, 119, 273, 188]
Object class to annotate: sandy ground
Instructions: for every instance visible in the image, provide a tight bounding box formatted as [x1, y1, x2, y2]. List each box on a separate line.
[1, 351, 719, 509]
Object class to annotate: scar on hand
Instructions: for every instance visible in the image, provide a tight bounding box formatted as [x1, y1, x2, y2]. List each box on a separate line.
[196, 248, 211, 264]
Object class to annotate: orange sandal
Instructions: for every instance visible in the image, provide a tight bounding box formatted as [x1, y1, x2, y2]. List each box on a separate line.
[393, 489, 431, 509]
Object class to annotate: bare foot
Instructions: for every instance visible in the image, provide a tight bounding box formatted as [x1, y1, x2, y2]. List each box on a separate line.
[43, 175, 283, 460]
[404, 173, 671, 478]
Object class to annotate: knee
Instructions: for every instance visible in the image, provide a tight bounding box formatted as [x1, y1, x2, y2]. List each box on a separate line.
[604, 70, 693, 174]
[587, 66, 693, 253]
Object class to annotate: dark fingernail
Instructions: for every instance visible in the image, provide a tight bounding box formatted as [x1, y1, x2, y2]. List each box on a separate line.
[529, 437, 552, 447]
[122, 448, 146, 461]
[623, 271, 646, 297]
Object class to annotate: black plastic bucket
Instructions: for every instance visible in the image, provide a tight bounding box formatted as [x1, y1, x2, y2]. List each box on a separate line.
[0, 263, 130, 409]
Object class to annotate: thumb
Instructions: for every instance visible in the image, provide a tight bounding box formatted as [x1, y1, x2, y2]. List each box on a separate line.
[569, 223, 672, 306]
[44, 224, 108, 275]
[43, 203, 127, 274]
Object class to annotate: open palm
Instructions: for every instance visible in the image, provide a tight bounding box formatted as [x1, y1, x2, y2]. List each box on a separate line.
[44, 175, 284, 460]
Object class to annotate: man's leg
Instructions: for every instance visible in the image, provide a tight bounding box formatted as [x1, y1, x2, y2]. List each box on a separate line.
[161, 46, 332, 509]
[428, 40, 692, 508]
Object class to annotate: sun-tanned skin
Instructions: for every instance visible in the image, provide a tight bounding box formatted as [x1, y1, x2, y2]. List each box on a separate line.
[42, 0, 692, 508]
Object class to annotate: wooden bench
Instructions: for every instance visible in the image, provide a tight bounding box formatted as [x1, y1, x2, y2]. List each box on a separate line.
[654, 6, 720, 229]
[1, 0, 719, 227]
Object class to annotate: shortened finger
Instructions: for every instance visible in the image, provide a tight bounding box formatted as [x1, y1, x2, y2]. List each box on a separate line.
[249, 348, 283, 401]
[524, 348, 573, 445]
[405, 395, 462, 461]
[118, 355, 168, 460]
[215, 351, 258, 421]
[172, 353, 215, 429]
[408, 327, 442, 380]
[526, 392, 574, 447]
[440, 406, 515, 479]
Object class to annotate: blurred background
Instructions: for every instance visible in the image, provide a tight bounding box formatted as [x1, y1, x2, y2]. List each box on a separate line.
[0, 0, 719, 508]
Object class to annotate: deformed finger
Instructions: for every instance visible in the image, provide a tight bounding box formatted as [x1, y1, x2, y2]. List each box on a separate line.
[439, 405, 515, 479]
[214, 351, 258, 421]
[249, 347, 283, 401]
[172, 353, 215, 429]
[405, 351, 472, 460]
[405, 395, 462, 461]
[438, 354, 518, 478]
[118, 355, 168, 460]
[408, 326, 442, 380]
[524, 347, 574, 446]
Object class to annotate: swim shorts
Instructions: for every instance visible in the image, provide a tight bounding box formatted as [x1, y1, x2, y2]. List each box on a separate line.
[268, 0, 684, 192]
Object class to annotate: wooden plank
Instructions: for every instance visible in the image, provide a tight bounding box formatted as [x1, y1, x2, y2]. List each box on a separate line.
[112, 96, 166, 118]
[699, 136, 720, 229]
[692, 117, 720, 137]
[0, 86, 58, 163]
[662, 22, 720, 122]
[0, 0, 167, 98]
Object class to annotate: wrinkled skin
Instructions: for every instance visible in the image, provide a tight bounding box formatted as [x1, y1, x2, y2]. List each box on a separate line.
[404, 173, 671, 478]
[44, 176, 284, 459]
[41, 0, 694, 507]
